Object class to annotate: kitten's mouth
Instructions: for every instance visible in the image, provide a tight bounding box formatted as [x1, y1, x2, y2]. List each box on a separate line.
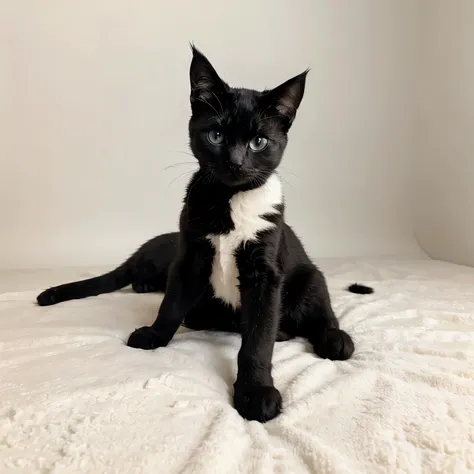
[217, 167, 257, 187]
[206, 164, 266, 188]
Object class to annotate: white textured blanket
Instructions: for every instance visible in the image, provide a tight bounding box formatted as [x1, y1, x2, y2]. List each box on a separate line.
[1, 259, 473, 473]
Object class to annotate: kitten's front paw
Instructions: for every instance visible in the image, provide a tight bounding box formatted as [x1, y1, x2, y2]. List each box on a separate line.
[127, 326, 167, 350]
[233, 385, 282, 422]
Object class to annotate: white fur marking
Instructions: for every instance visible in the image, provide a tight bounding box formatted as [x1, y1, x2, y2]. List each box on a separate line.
[208, 174, 282, 309]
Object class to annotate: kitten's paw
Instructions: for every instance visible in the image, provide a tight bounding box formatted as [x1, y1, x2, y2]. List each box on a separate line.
[313, 328, 354, 361]
[37, 288, 59, 306]
[233, 385, 282, 422]
[127, 326, 167, 350]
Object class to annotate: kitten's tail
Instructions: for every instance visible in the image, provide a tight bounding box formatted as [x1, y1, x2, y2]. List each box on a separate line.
[36, 263, 132, 306]
[346, 283, 374, 294]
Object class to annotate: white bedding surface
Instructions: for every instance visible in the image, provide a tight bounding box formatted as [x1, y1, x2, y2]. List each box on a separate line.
[1, 258, 474, 473]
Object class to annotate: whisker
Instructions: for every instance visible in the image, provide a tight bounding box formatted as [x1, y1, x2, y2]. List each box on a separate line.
[279, 175, 293, 189]
[209, 90, 224, 115]
[255, 104, 277, 123]
[279, 165, 300, 179]
[256, 115, 282, 125]
[256, 104, 273, 119]
[162, 162, 196, 171]
[196, 98, 221, 117]
[174, 150, 196, 158]
[166, 170, 195, 191]
[250, 174, 266, 189]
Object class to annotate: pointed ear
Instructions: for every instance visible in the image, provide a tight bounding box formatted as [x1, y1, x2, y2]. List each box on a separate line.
[189, 45, 227, 104]
[267, 70, 309, 124]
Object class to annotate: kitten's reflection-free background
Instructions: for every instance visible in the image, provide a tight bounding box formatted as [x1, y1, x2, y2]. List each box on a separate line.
[2, 1, 447, 268]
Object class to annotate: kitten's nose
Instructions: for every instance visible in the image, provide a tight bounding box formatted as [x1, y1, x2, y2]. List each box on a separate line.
[229, 149, 245, 168]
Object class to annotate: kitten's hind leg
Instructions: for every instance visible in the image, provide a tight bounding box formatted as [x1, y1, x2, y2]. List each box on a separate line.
[283, 264, 354, 360]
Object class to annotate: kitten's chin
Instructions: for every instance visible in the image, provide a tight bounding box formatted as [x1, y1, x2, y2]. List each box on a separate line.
[204, 165, 271, 189]
[217, 171, 261, 188]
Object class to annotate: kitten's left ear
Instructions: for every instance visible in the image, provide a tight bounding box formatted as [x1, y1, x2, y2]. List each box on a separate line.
[267, 69, 309, 125]
[189, 45, 227, 104]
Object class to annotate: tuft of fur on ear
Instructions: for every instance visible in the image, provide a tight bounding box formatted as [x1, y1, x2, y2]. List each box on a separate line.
[268, 69, 309, 125]
[189, 44, 227, 104]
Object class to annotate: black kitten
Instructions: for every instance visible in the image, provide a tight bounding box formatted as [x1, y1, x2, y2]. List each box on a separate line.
[37, 47, 373, 422]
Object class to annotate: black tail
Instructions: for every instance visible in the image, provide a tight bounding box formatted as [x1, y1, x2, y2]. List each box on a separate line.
[36, 263, 131, 306]
[346, 283, 374, 295]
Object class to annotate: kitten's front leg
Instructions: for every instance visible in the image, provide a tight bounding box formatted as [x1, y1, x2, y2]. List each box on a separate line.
[233, 250, 282, 422]
[127, 243, 210, 350]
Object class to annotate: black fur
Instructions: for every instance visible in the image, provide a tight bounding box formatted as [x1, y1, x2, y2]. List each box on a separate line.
[37, 233, 176, 306]
[37, 47, 371, 423]
[347, 283, 374, 295]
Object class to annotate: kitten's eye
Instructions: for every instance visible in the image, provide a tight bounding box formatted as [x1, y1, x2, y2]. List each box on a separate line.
[207, 130, 224, 145]
[249, 136, 268, 152]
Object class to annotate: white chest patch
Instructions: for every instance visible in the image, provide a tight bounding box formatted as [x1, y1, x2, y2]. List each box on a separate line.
[207, 174, 283, 309]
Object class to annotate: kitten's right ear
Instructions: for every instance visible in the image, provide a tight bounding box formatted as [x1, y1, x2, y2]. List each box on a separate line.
[189, 45, 227, 104]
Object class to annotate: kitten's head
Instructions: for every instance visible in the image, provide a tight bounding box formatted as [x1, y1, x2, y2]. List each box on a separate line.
[188, 46, 307, 188]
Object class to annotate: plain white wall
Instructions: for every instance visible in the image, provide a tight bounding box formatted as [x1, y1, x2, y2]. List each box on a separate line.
[415, 1, 474, 267]
[0, 1, 421, 269]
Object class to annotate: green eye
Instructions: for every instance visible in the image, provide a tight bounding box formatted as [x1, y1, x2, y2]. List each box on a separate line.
[207, 130, 224, 145]
[249, 136, 268, 152]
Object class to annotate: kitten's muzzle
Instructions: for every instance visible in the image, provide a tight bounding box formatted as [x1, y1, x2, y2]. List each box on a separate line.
[217, 166, 254, 187]
[229, 148, 245, 168]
